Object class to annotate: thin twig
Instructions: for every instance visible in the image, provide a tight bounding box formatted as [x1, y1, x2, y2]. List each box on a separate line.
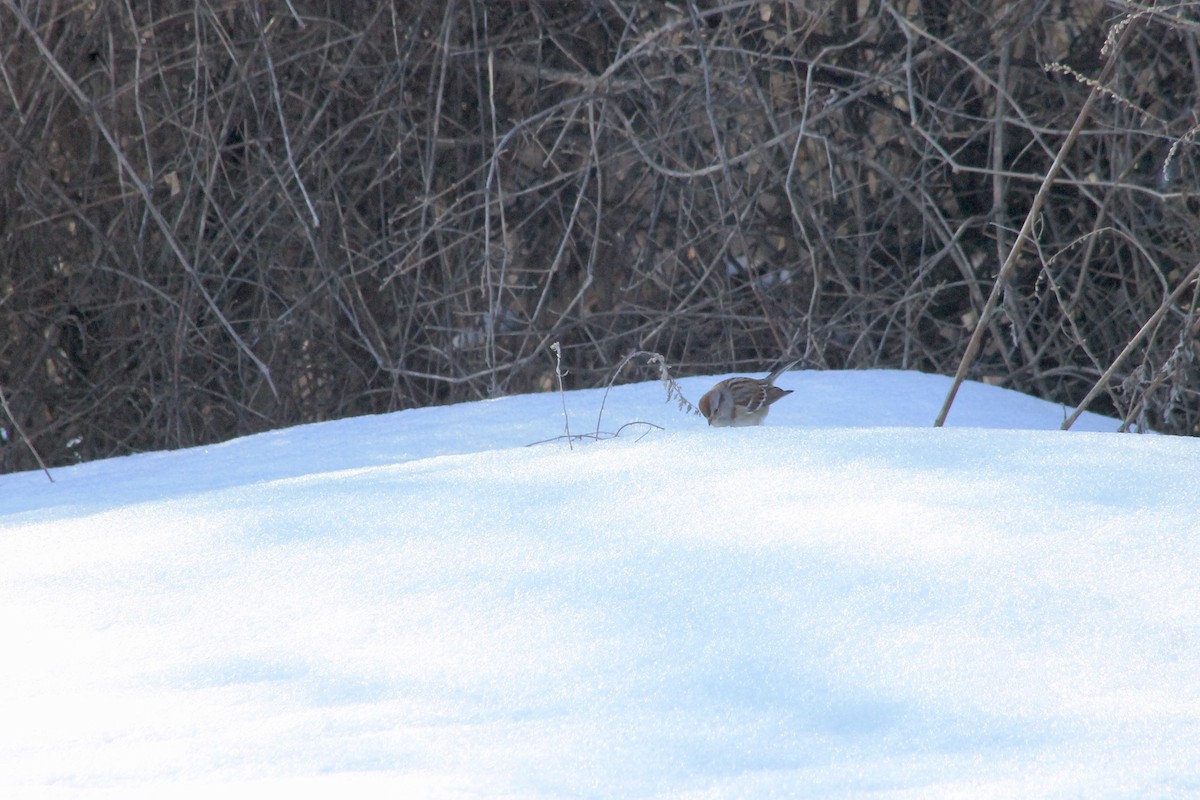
[252, 4, 320, 229]
[0, 384, 53, 482]
[526, 421, 664, 448]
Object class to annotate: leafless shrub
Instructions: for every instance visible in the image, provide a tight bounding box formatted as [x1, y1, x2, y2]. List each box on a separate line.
[2, 0, 1198, 471]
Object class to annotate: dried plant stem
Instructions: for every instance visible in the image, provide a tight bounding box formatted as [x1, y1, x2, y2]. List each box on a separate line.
[934, 17, 1138, 427]
[595, 351, 698, 439]
[1063, 261, 1200, 431]
[551, 342, 572, 450]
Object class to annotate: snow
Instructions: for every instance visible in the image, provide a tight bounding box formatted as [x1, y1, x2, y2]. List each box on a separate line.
[2, 368, 1198, 798]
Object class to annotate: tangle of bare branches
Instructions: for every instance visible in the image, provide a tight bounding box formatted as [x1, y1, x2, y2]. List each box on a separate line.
[2, 1, 1199, 471]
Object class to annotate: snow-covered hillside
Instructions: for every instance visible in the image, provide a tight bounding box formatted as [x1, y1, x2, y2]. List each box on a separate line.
[3, 369, 1198, 798]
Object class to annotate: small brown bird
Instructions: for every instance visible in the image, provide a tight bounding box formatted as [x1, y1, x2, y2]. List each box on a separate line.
[698, 358, 802, 427]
